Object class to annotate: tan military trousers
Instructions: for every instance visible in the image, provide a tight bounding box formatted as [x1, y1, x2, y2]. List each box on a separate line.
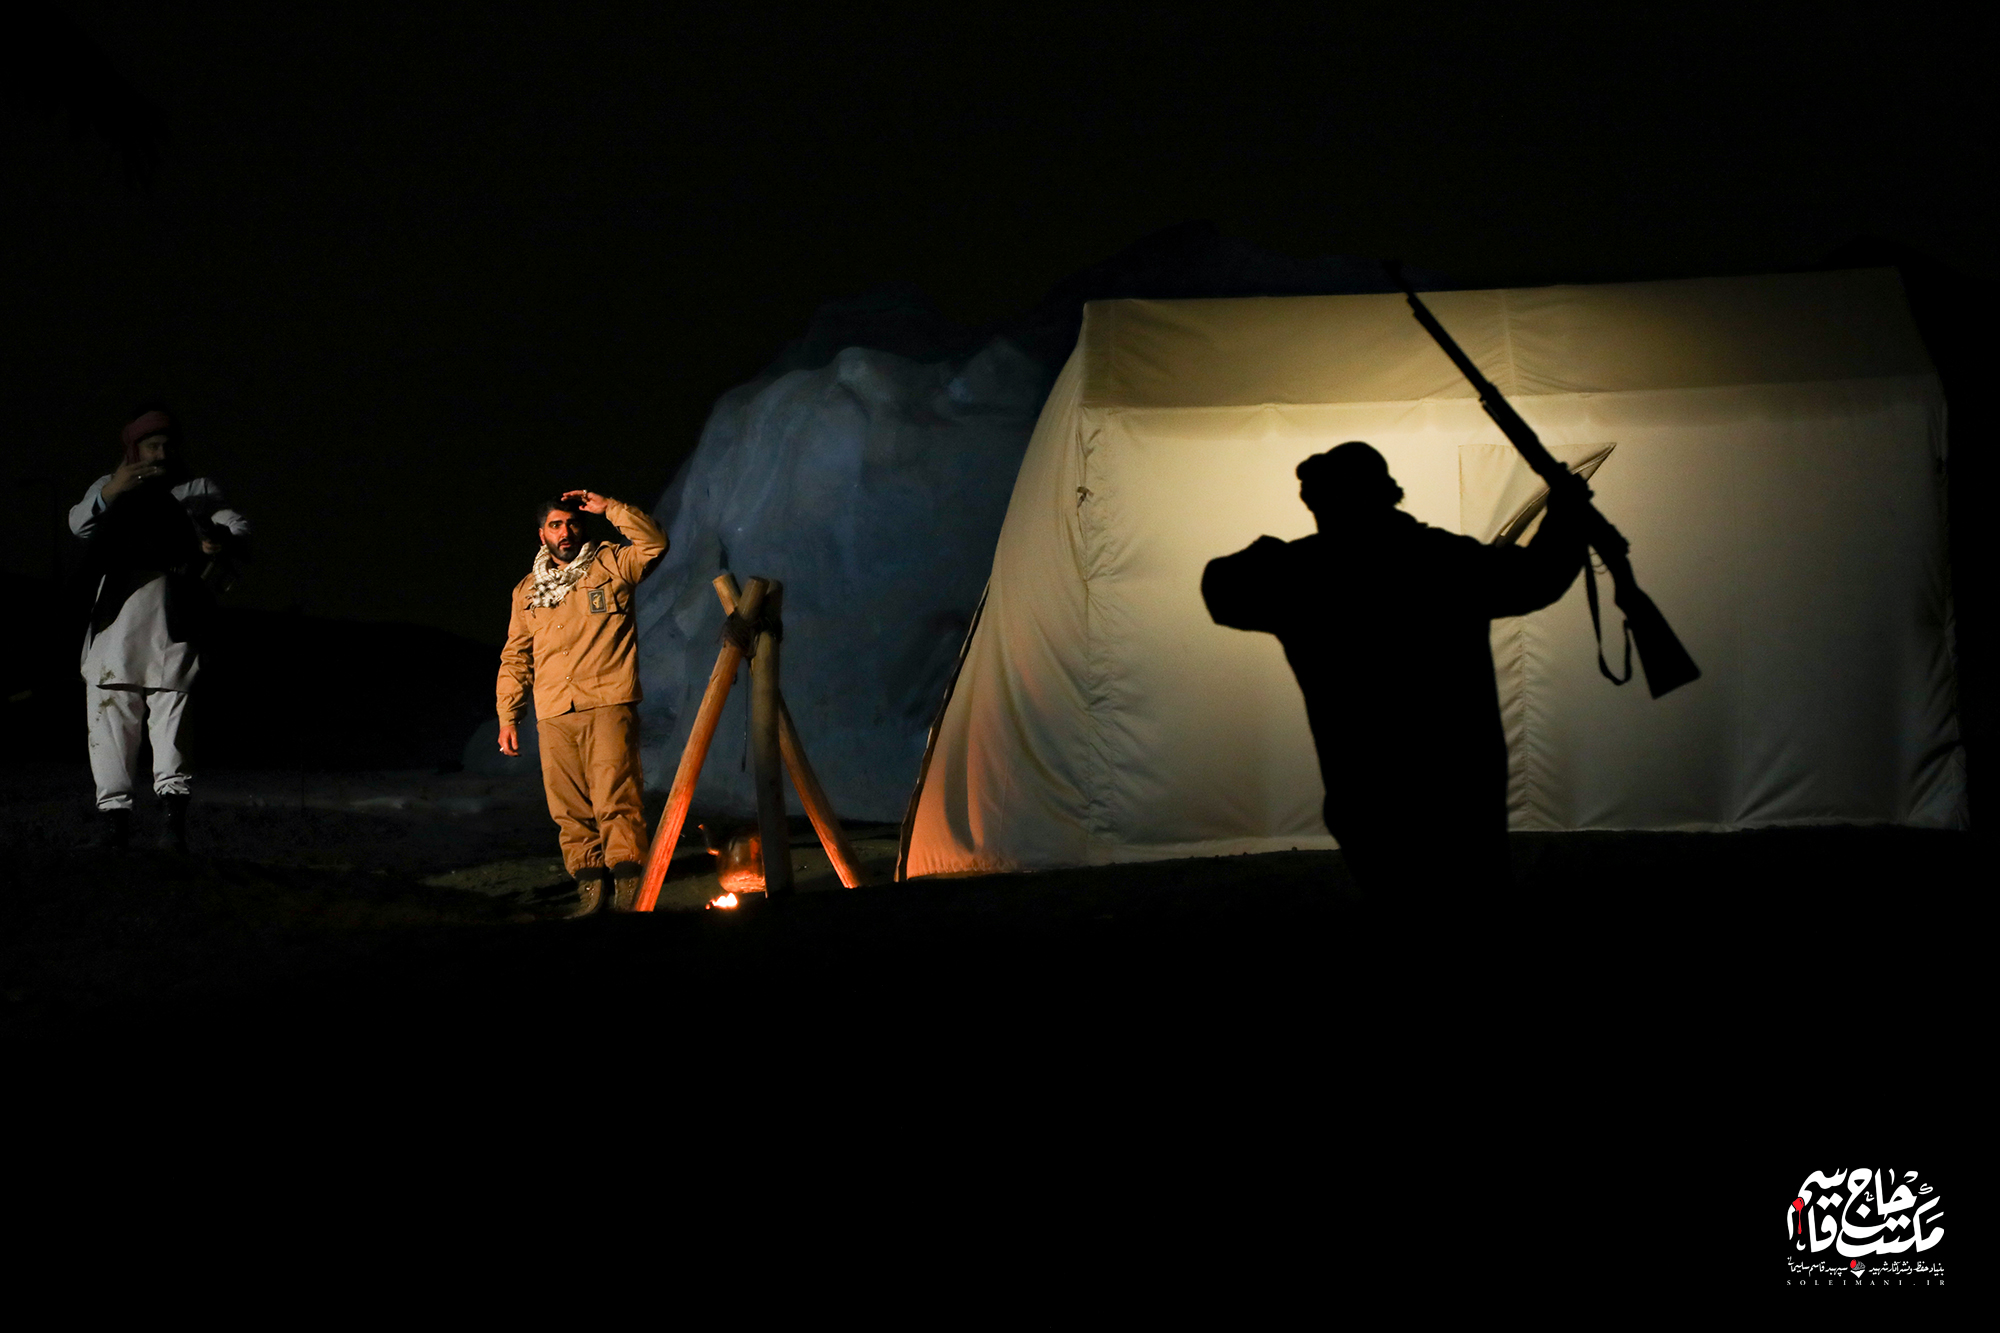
[536, 703, 647, 878]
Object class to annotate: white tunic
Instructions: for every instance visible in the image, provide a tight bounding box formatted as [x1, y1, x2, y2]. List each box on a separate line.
[69, 475, 250, 690]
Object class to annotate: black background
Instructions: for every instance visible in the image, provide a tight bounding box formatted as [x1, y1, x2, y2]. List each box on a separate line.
[6, 2, 1988, 642]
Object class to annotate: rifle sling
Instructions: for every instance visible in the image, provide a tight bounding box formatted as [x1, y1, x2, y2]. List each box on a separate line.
[1584, 550, 1634, 686]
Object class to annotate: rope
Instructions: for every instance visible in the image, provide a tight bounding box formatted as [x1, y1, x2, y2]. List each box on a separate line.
[720, 605, 783, 658]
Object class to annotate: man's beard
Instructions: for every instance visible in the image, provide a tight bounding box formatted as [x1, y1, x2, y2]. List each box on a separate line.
[544, 538, 580, 564]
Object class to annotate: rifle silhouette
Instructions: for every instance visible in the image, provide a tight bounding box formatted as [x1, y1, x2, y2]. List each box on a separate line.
[1389, 264, 1700, 698]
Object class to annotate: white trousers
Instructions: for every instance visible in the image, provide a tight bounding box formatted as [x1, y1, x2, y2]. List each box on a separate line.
[87, 684, 191, 810]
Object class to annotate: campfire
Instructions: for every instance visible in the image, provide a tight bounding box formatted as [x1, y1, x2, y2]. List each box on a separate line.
[626, 575, 866, 912]
[702, 822, 764, 909]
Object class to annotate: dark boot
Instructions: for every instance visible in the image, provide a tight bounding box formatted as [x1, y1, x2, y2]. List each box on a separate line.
[94, 807, 133, 851]
[558, 868, 609, 919]
[158, 793, 190, 853]
[610, 860, 643, 913]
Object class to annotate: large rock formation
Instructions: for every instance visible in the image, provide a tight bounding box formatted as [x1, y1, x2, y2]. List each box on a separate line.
[630, 326, 1052, 821]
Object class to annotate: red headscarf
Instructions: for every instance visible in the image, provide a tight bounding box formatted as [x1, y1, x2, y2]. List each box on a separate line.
[120, 410, 174, 464]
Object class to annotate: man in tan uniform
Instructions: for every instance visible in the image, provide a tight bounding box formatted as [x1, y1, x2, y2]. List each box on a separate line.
[497, 489, 667, 916]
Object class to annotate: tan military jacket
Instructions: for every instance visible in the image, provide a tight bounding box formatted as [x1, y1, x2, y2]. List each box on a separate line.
[498, 499, 668, 724]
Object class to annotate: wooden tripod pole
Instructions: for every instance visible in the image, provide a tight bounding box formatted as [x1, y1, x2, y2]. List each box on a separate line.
[748, 581, 793, 897]
[714, 575, 865, 889]
[632, 576, 770, 912]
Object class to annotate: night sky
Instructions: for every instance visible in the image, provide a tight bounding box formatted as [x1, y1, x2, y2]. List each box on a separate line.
[4, 3, 1986, 646]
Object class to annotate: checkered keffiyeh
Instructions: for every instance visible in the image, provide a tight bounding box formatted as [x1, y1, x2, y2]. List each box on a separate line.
[526, 542, 599, 608]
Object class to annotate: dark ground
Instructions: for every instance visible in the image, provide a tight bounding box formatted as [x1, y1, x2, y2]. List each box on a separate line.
[2, 760, 1979, 1064]
[3, 761, 1973, 1283]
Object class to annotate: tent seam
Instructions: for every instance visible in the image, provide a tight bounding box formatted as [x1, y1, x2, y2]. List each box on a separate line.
[1498, 287, 1521, 397]
[1081, 371, 1941, 412]
[1075, 410, 1117, 849]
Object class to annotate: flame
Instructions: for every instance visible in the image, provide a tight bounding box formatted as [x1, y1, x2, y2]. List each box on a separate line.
[708, 892, 740, 910]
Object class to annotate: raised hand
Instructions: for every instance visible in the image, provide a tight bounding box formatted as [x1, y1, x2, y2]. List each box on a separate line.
[104, 457, 168, 498]
[561, 489, 609, 514]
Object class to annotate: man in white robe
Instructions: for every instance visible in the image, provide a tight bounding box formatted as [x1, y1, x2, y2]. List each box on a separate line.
[69, 409, 250, 849]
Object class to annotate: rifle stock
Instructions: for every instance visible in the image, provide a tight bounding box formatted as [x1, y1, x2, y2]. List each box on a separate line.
[1617, 580, 1702, 698]
[1388, 264, 1700, 699]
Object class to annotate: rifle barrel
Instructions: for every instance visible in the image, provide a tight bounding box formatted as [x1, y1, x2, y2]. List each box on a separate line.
[1401, 291, 1565, 485]
[1389, 267, 1700, 698]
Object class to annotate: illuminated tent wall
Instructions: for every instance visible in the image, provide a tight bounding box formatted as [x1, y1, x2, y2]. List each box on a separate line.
[905, 269, 1966, 876]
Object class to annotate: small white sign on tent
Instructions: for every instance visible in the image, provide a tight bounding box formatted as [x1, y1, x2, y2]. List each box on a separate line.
[908, 269, 1965, 876]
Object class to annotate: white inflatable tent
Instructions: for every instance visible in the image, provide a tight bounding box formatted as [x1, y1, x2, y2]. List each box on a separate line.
[905, 269, 1966, 877]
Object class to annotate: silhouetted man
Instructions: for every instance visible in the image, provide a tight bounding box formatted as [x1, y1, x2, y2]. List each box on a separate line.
[497, 490, 667, 917]
[1202, 442, 1583, 904]
[69, 408, 250, 851]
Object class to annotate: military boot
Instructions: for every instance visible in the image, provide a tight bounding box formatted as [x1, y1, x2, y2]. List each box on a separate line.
[158, 793, 190, 853]
[93, 807, 133, 851]
[558, 868, 609, 919]
[610, 860, 643, 913]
